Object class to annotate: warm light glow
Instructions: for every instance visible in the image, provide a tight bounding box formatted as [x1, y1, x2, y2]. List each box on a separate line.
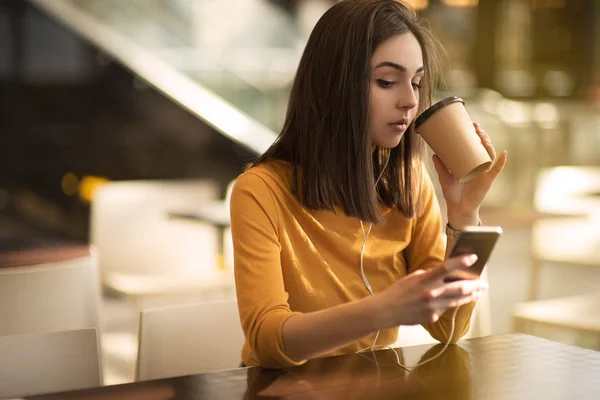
[534, 167, 600, 217]
[480, 89, 504, 115]
[533, 102, 559, 129]
[442, 0, 479, 7]
[61, 172, 79, 196]
[537, 168, 589, 203]
[498, 99, 532, 127]
[79, 175, 109, 203]
[404, 0, 429, 10]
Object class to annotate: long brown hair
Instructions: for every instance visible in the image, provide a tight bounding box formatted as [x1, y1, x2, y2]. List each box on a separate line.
[254, 0, 445, 223]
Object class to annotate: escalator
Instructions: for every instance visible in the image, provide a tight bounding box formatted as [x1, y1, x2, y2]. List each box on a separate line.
[0, 0, 303, 244]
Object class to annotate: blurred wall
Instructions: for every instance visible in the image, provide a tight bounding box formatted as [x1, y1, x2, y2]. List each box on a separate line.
[0, 1, 94, 84]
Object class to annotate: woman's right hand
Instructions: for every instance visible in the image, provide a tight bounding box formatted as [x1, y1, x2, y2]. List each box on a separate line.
[377, 255, 487, 328]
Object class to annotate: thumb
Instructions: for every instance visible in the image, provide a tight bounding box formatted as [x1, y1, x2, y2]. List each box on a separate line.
[420, 254, 478, 284]
[488, 150, 508, 180]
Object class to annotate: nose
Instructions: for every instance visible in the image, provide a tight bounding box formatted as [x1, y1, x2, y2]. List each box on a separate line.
[396, 84, 418, 110]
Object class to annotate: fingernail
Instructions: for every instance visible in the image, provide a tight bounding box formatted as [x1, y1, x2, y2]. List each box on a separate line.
[461, 254, 477, 266]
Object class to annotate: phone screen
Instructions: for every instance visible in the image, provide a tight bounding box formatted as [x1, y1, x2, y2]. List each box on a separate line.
[444, 227, 502, 283]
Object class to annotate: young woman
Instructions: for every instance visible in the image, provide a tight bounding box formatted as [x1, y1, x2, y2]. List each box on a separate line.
[230, 0, 507, 368]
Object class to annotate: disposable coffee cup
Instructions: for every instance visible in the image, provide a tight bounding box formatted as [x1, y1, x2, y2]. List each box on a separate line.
[415, 96, 492, 183]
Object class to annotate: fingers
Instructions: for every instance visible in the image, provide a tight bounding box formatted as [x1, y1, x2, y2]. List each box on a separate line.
[432, 154, 456, 188]
[474, 122, 496, 164]
[430, 279, 488, 300]
[430, 279, 488, 314]
[418, 255, 478, 284]
[429, 289, 485, 311]
[473, 122, 508, 183]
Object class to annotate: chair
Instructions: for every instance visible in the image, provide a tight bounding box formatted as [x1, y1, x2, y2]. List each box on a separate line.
[0, 247, 104, 382]
[513, 292, 600, 351]
[0, 328, 101, 398]
[529, 166, 600, 300]
[0, 247, 103, 338]
[135, 300, 245, 381]
[168, 179, 236, 273]
[90, 179, 234, 303]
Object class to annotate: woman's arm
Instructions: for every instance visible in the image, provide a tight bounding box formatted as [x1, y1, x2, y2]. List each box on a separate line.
[405, 170, 483, 344]
[433, 122, 508, 260]
[282, 255, 484, 362]
[429, 123, 507, 343]
[281, 292, 385, 362]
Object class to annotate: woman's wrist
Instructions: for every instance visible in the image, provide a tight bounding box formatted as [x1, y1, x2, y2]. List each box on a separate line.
[447, 208, 480, 230]
[368, 291, 399, 330]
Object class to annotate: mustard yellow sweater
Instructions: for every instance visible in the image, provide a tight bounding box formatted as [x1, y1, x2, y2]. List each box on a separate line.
[230, 160, 476, 367]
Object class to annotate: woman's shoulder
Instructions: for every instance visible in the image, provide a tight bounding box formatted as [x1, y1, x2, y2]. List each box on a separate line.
[233, 159, 293, 197]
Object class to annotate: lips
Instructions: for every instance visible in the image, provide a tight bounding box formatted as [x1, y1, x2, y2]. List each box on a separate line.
[388, 119, 409, 133]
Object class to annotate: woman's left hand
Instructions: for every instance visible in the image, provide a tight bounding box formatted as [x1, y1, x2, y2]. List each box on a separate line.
[432, 122, 508, 221]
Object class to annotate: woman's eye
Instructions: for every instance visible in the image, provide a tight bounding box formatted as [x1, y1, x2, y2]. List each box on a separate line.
[412, 82, 422, 90]
[376, 79, 394, 89]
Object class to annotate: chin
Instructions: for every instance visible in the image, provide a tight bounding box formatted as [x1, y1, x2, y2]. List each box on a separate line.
[373, 136, 403, 149]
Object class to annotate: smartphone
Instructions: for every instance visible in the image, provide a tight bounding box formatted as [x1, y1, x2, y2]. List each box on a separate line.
[444, 225, 503, 283]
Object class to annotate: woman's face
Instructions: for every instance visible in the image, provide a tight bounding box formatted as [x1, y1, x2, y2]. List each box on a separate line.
[369, 32, 424, 149]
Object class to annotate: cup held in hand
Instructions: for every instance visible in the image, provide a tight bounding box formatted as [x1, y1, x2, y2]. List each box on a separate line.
[415, 96, 492, 183]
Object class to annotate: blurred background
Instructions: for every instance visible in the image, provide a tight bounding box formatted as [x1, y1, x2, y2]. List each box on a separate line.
[0, 0, 599, 385]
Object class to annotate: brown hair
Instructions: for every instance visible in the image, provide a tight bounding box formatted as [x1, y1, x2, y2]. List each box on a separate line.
[254, 0, 445, 223]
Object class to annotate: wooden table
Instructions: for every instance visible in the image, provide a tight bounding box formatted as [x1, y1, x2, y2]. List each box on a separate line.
[17, 333, 600, 399]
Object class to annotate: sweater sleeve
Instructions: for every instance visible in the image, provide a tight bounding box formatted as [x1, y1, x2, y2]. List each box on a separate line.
[230, 171, 306, 367]
[404, 170, 476, 344]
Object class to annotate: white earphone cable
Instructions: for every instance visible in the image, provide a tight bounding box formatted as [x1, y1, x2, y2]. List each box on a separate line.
[356, 149, 459, 370]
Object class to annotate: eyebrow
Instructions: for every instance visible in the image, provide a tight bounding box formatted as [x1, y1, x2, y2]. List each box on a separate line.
[374, 62, 424, 74]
